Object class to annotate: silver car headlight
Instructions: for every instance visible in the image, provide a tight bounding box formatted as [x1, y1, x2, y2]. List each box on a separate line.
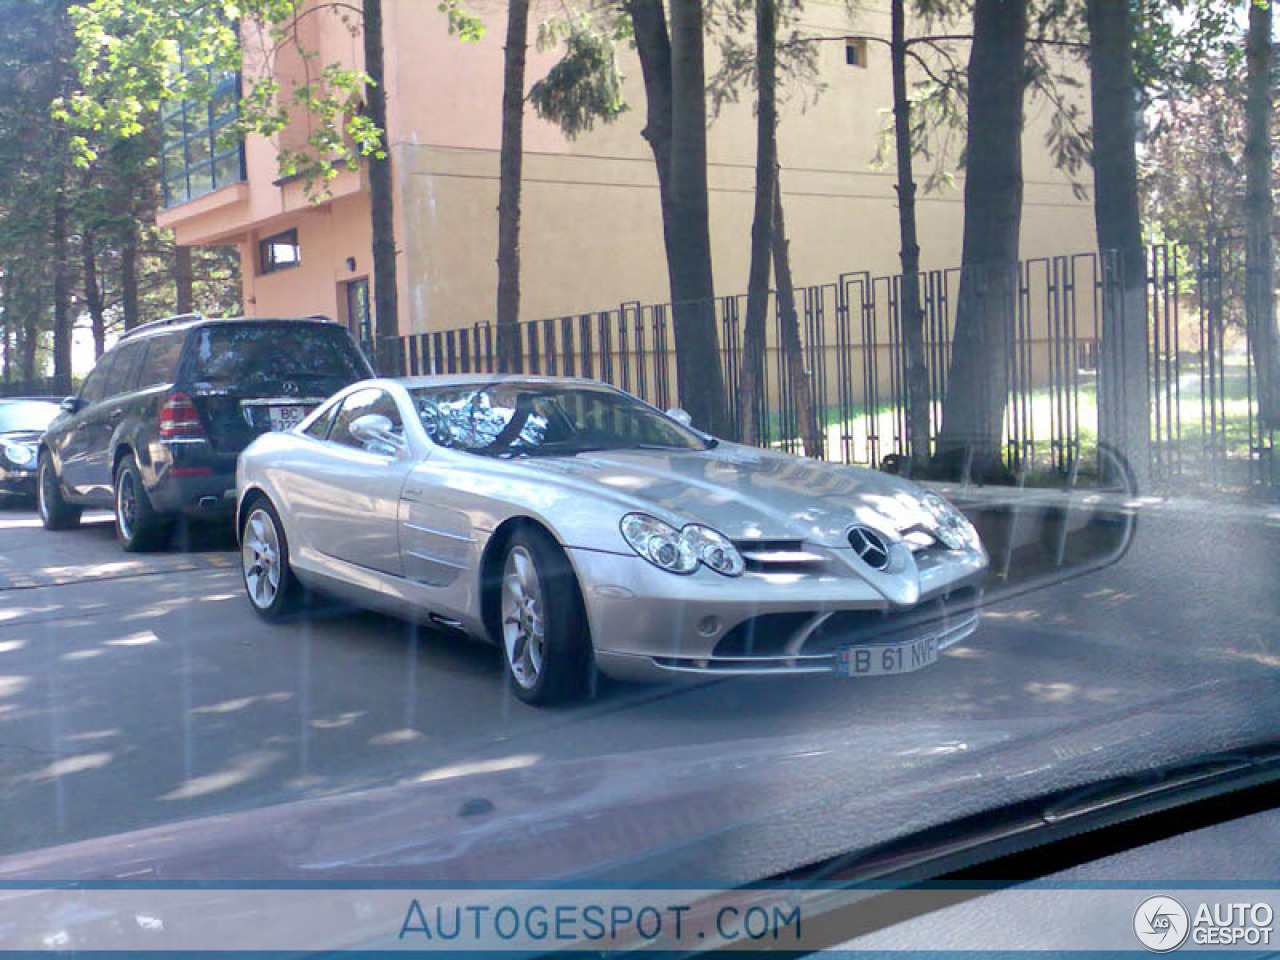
[682, 524, 746, 577]
[920, 491, 983, 553]
[619, 514, 744, 577]
[2, 442, 33, 467]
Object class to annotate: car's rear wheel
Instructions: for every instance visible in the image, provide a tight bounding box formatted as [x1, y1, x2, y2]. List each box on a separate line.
[498, 527, 593, 705]
[114, 454, 173, 552]
[241, 499, 303, 620]
[37, 451, 81, 530]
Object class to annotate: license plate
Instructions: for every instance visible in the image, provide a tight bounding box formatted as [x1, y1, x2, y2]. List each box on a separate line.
[834, 635, 939, 677]
[267, 405, 309, 432]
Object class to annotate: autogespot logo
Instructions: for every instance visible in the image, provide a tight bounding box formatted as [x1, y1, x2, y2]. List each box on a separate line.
[1134, 895, 1190, 952]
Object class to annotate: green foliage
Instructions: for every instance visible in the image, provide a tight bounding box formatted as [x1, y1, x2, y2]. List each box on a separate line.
[60, 0, 383, 199]
[529, 16, 628, 139]
[705, 0, 823, 118]
[438, 0, 485, 42]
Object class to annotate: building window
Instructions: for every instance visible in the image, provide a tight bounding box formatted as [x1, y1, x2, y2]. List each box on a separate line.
[845, 38, 868, 68]
[161, 69, 246, 208]
[260, 229, 301, 274]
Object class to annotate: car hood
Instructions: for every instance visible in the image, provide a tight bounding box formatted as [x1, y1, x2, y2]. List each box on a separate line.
[510, 442, 938, 546]
[0, 430, 42, 447]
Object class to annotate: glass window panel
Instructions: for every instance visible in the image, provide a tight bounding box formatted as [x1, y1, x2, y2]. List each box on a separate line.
[186, 128, 211, 167]
[187, 163, 213, 198]
[213, 153, 241, 190]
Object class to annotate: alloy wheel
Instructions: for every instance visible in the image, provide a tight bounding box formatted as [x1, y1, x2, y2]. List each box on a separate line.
[501, 546, 546, 690]
[116, 470, 138, 541]
[242, 508, 282, 610]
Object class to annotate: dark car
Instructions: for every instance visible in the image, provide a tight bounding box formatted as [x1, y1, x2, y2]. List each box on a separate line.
[37, 314, 373, 551]
[0, 397, 61, 500]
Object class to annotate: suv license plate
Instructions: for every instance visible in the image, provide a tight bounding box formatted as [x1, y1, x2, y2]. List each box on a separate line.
[268, 405, 308, 432]
[834, 635, 939, 677]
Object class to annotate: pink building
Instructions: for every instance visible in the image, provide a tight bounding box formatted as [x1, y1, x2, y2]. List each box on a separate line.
[158, 1, 1097, 346]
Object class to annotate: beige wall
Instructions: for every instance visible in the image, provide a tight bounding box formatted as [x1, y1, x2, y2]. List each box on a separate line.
[161, 0, 1098, 342]
[386, 0, 1097, 335]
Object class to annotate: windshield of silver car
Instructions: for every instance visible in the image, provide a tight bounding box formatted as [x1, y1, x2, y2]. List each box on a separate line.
[409, 383, 711, 456]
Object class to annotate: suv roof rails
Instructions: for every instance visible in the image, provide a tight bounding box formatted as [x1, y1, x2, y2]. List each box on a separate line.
[119, 312, 204, 340]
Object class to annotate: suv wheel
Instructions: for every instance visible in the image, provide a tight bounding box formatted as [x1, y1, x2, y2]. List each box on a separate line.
[114, 454, 173, 552]
[37, 451, 81, 530]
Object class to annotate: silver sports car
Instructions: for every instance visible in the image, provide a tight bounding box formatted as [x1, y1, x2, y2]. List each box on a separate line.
[235, 376, 987, 703]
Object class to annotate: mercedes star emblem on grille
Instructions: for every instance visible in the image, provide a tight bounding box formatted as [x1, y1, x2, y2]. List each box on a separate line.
[282, 381, 299, 396]
[848, 525, 891, 570]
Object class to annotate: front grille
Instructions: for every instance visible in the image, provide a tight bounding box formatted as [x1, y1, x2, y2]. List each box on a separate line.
[712, 612, 818, 658]
[801, 585, 981, 655]
[734, 540, 828, 575]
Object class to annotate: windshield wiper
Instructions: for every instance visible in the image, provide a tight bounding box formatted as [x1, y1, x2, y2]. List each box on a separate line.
[795, 740, 1280, 892]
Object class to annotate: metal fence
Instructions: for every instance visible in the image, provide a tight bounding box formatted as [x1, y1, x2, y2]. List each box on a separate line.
[375, 238, 1267, 494]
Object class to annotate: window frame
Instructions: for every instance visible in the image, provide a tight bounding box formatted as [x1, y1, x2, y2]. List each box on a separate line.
[259, 229, 302, 275]
[101, 341, 148, 400]
[136, 332, 189, 391]
[78, 352, 119, 408]
[327, 387, 405, 457]
[160, 69, 246, 208]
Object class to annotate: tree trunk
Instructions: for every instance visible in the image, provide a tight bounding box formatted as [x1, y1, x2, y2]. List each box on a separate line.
[175, 244, 195, 315]
[933, 0, 1026, 481]
[665, 0, 728, 434]
[20, 273, 38, 383]
[892, 0, 930, 472]
[1087, 0, 1150, 485]
[363, 0, 400, 373]
[737, 0, 779, 446]
[82, 229, 107, 359]
[1246, 0, 1278, 430]
[496, 0, 529, 373]
[1, 267, 12, 383]
[772, 177, 822, 459]
[52, 186, 73, 396]
[121, 220, 140, 331]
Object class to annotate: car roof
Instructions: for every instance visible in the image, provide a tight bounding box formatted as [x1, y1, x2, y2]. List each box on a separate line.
[117, 314, 340, 343]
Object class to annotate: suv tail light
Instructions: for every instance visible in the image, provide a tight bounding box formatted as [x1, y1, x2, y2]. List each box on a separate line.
[158, 392, 205, 439]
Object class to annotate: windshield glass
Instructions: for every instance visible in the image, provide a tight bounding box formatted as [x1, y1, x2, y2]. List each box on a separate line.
[409, 383, 709, 456]
[0, 400, 59, 433]
[189, 323, 367, 392]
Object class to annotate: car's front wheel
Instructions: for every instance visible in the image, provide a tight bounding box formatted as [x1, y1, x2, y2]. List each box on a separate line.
[37, 451, 81, 530]
[114, 454, 173, 552]
[240, 499, 304, 620]
[498, 527, 593, 705]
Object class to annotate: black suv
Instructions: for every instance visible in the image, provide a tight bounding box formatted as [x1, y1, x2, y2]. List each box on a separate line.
[38, 315, 373, 551]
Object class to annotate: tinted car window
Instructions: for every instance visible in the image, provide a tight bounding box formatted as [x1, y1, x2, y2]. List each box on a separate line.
[136, 332, 186, 389]
[329, 388, 403, 453]
[0, 400, 60, 433]
[79, 352, 117, 407]
[302, 401, 340, 441]
[102, 341, 147, 399]
[188, 322, 368, 394]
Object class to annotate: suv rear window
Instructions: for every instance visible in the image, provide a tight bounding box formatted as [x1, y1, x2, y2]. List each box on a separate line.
[187, 323, 368, 394]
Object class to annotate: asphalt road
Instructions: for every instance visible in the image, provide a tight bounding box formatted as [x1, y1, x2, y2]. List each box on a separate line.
[1, 493, 1278, 860]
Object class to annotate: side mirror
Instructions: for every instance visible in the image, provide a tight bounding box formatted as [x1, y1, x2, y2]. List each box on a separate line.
[665, 408, 693, 427]
[349, 413, 404, 456]
[60, 396, 79, 414]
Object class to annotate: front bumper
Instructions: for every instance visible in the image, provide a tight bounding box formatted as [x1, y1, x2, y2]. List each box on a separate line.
[567, 544, 986, 683]
[0, 466, 36, 497]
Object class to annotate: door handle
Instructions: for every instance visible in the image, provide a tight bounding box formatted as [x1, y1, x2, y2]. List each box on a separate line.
[108, 409, 124, 422]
